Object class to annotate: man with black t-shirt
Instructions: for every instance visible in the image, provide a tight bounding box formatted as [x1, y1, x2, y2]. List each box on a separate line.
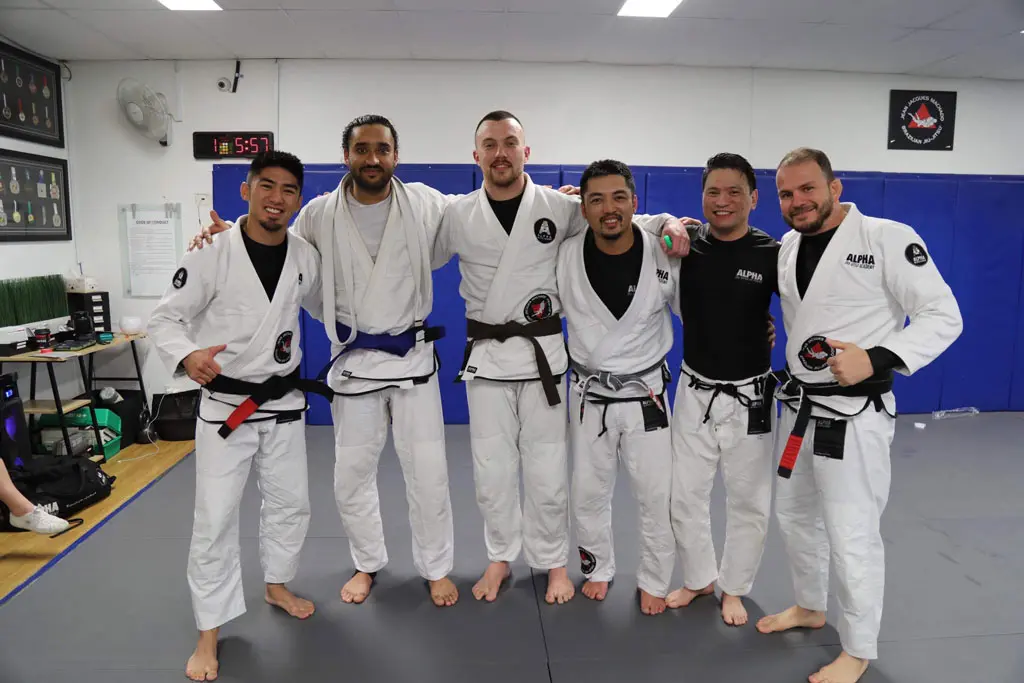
[666, 154, 779, 628]
[149, 151, 324, 682]
[556, 159, 678, 615]
[756, 147, 961, 683]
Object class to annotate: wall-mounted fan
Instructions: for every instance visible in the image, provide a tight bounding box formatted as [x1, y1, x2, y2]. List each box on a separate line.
[116, 77, 172, 146]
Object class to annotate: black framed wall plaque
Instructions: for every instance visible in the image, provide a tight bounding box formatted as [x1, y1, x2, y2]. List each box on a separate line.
[887, 89, 957, 151]
[0, 148, 71, 242]
[0, 41, 64, 149]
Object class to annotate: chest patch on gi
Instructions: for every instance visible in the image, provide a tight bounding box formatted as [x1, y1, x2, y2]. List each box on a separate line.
[579, 546, 596, 575]
[905, 243, 928, 267]
[524, 293, 553, 321]
[172, 267, 188, 289]
[798, 335, 834, 371]
[656, 268, 669, 283]
[274, 330, 293, 364]
[845, 253, 876, 269]
[534, 218, 556, 244]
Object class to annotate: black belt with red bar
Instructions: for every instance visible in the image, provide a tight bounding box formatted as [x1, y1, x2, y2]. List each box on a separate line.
[772, 368, 891, 479]
[206, 368, 334, 439]
[463, 316, 564, 407]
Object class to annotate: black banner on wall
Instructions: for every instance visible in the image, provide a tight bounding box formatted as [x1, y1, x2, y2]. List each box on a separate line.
[888, 90, 957, 151]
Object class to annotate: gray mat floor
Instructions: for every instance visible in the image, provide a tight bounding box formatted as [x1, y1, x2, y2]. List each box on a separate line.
[2, 412, 1024, 682]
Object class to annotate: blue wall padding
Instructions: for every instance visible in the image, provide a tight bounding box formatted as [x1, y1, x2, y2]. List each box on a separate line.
[882, 178, 958, 414]
[214, 163, 1024, 420]
[944, 180, 1024, 411]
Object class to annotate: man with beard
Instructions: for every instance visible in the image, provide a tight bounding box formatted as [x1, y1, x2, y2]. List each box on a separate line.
[149, 151, 324, 681]
[665, 153, 779, 628]
[756, 147, 962, 683]
[433, 112, 690, 605]
[195, 116, 460, 609]
[556, 160, 677, 615]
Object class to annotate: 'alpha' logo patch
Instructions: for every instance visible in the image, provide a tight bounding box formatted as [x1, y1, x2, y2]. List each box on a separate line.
[534, 218, 556, 244]
[799, 335, 834, 372]
[274, 331, 293, 364]
[172, 267, 188, 289]
[524, 293, 553, 321]
[656, 268, 669, 283]
[845, 253, 876, 269]
[579, 546, 596, 575]
[905, 243, 928, 267]
[735, 268, 763, 283]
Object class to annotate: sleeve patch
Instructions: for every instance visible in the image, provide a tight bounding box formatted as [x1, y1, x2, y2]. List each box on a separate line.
[905, 243, 929, 267]
[172, 267, 188, 288]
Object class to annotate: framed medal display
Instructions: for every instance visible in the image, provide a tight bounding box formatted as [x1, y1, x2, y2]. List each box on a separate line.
[0, 148, 70, 242]
[0, 41, 64, 148]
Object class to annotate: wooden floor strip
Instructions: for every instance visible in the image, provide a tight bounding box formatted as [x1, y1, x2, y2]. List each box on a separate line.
[0, 439, 194, 605]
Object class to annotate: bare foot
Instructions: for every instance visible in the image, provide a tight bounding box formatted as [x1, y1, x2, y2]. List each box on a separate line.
[185, 629, 219, 681]
[582, 580, 608, 600]
[545, 566, 575, 604]
[721, 592, 748, 626]
[429, 576, 459, 607]
[472, 561, 510, 602]
[756, 605, 827, 634]
[265, 584, 315, 619]
[340, 572, 374, 604]
[809, 651, 869, 683]
[665, 583, 714, 608]
[639, 589, 667, 615]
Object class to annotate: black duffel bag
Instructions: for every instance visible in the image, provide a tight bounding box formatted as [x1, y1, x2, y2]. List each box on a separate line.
[0, 456, 116, 532]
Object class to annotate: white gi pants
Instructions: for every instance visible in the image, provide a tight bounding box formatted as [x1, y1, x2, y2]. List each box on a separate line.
[670, 365, 774, 596]
[569, 389, 675, 598]
[774, 402, 894, 660]
[331, 374, 454, 581]
[189, 417, 310, 632]
[466, 379, 569, 569]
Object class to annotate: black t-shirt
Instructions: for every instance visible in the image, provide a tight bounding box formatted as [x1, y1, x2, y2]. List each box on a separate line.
[241, 221, 288, 301]
[677, 225, 779, 381]
[583, 227, 644, 320]
[487, 190, 524, 235]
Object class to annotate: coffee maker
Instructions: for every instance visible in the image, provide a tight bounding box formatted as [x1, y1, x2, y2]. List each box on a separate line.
[70, 310, 96, 343]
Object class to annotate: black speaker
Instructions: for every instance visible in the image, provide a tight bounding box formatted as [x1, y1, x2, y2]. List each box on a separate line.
[0, 373, 32, 470]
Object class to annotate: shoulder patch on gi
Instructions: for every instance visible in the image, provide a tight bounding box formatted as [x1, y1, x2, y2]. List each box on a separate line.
[172, 267, 188, 289]
[524, 293, 553, 321]
[798, 335, 834, 372]
[905, 243, 929, 267]
[533, 218, 556, 244]
[274, 331, 293, 364]
[298, 272, 303, 284]
[579, 546, 596, 575]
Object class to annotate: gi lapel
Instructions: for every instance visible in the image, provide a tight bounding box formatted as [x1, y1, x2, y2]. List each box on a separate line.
[588, 227, 656, 368]
[481, 174, 537, 323]
[320, 182, 357, 347]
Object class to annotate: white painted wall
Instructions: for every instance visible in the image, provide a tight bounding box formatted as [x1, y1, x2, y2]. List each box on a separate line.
[7, 57, 1021, 405]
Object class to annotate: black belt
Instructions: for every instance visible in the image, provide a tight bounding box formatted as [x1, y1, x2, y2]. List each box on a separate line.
[682, 368, 775, 425]
[206, 368, 334, 438]
[772, 367, 892, 479]
[463, 316, 564, 406]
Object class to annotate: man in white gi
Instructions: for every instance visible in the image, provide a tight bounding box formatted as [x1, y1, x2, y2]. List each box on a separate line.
[149, 151, 325, 682]
[756, 147, 962, 683]
[197, 115, 460, 609]
[666, 153, 779, 627]
[432, 111, 690, 605]
[557, 159, 677, 615]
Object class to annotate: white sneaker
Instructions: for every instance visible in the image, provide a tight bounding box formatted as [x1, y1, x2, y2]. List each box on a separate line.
[9, 506, 70, 535]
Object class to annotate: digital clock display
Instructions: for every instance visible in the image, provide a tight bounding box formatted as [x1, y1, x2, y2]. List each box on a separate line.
[193, 131, 274, 159]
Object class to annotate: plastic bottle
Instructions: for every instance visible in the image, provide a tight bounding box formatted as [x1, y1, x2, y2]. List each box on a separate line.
[932, 407, 979, 420]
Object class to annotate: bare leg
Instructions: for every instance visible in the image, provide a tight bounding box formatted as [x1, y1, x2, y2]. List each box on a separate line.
[809, 652, 869, 683]
[545, 566, 575, 604]
[265, 584, 314, 618]
[185, 628, 219, 681]
[472, 561, 510, 602]
[0, 458, 34, 516]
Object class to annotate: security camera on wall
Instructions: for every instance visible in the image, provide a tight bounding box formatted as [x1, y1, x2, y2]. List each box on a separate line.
[216, 77, 232, 93]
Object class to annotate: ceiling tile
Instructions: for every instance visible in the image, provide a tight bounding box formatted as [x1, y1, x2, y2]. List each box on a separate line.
[37, 0, 162, 8]
[757, 22, 914, 72]
[0, 0, 46, 8]
[908, 31, 1024, 78]
[930, 0, 1024, 31]
[498, 13, 609, 63]
[64, 9, 232, 59]
[0, 9, 142, 60]
[212, 0, 284, 8]
[392, 0, 503, 10]
[676, 0, 832, 23]
[503, 0, 623, 13]
[396, 11, 504, 60]
[284, 10, 410, 59]
[817, 0, 978, 29]
[665, 18, 819, 68]
[177, 9, 326, 58]
[277, 0, 396, 9]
